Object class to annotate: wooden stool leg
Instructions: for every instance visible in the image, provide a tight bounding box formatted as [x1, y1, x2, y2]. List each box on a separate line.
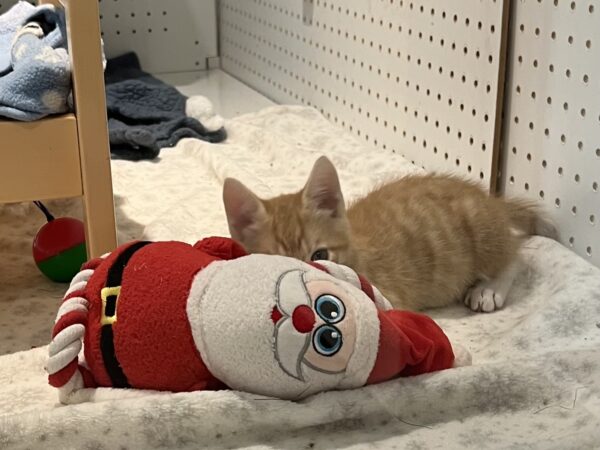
[80, 154, 117, 258]
[64, 0, 118, 257]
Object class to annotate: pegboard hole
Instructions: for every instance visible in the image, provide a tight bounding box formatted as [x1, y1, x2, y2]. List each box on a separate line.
[510, 176, 515, 184]
[574, 174, 581, 182]
[539, 190, 545, 198]
[590, 215, 596, 225]
[558, 167, 564, 175]
[571, 206, 577, 215]
[569, 237, 575, 247]
[554, 198, 561, 207]
[593, 182, 599, 192]
[586, 247, 592, 256]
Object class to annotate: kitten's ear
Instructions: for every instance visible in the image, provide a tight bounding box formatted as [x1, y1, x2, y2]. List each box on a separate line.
[302, 156, 345, 217]
[222, 178, 267, 243]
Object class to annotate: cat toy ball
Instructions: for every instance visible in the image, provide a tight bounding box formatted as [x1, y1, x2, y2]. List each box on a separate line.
[32, 201, 87, 282]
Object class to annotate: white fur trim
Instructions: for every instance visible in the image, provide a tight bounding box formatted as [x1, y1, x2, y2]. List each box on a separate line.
[371, 285, 392, 310]
[452, 343, 472, 368]
[185, 96, 225, 132]
[314, 260, 361, 289]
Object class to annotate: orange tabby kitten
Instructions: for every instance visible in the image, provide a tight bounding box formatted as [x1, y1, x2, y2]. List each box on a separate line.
[222, 156, 555, 312]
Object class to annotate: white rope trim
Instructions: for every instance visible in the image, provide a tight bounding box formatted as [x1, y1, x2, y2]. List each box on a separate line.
[48, 324, 85, 358]
[55, 297, 89, 322]
[70, 269, 94, 286]
[64, 280, 88, 297]
[58, 370, 83, 404]
[46, 336, 82, 374]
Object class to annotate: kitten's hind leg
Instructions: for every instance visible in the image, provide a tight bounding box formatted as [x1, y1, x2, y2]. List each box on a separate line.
[464, 259, 522, 313]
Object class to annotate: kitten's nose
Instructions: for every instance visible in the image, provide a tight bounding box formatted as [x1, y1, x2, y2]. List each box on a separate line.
[292, 305, 315, 333]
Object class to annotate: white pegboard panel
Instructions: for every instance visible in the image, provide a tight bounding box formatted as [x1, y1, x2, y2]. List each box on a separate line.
[98, 0, 218, 74]
[0, 1, 218, 74]
[219, 0, 509, 189]
[500, 0, 600, 266]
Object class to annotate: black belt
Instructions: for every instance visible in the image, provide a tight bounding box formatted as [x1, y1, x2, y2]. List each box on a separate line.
[100, 241, 150, 388]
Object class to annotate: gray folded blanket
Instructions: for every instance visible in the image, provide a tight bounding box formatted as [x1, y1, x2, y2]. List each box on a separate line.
[105, 52, 227, 161]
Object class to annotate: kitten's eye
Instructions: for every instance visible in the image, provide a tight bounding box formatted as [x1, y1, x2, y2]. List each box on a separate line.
[311, 248, 329, 261]
[312, 325, 343, 356]
[315, 294, 345, 324]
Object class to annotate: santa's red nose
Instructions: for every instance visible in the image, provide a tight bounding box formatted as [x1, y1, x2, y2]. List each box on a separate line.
[292, 305, 316, 333]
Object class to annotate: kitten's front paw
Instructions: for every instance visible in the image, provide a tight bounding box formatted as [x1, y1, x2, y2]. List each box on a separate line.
[464, 285, 505, 313]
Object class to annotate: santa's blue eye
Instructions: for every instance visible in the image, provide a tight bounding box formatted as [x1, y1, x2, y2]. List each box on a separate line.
[315, 294, 345, 324]
[312, 325, 342, 356]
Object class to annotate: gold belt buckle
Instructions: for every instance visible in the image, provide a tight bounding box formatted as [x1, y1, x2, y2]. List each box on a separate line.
[101, 286, 121, 326]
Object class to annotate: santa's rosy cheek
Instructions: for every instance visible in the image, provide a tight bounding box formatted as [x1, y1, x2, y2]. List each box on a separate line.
[271, 306, 283, 324]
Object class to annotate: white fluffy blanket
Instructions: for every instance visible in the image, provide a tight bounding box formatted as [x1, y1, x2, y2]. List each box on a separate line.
[1, 106, 600, 449]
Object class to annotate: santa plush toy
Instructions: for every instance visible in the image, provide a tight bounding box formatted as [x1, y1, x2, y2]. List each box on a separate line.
[46, 237, 470, 403]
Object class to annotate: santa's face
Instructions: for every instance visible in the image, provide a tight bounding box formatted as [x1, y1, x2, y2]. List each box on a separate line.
[272, 270, 358, 381]
[189, 255, 380, 400]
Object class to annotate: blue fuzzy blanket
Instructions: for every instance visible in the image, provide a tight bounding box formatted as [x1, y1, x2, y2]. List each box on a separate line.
[0, 1, 70, 121]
